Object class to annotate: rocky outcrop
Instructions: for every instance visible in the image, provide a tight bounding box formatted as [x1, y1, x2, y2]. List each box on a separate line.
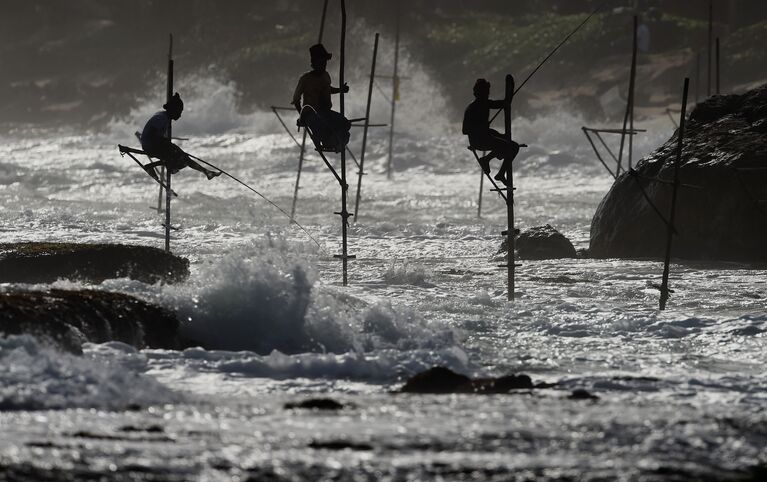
[590, 84, 767, 262]
[498, 225, 577, 260]
[0, 243, 189, 284]
[400, 367, 534, 394]
[0, 289, 181, 353]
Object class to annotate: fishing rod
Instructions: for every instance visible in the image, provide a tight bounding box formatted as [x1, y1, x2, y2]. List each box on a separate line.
[490, 1, 609, 124]
[187, 153, 327, 254]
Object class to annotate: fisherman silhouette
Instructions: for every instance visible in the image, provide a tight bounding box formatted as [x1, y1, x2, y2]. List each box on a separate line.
[463, 79, 520, 185]
[140, 93, 221, 181]
[292, 43, 351, 152]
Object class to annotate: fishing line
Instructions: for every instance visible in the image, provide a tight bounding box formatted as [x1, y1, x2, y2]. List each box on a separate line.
[490, 1, 610, 124]
[187, 153, 328, 254]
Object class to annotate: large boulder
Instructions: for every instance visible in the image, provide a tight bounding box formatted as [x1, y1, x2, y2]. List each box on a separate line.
[0, 243, 189, 284]
[0, 289, 182, 353]
[497, 225, 577, 260]
[590, 84, 767, 262]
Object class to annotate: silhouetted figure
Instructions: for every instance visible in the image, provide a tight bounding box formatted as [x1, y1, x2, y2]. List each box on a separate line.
[292, 43, 351, 152]
[140, 93, 220, 180]
[463, 79, 520, 184]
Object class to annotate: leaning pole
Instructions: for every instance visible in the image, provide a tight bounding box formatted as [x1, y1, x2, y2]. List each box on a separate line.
[659, 78, 690, 311]
[337, 0, 352, 286]
[504, 74, 516, 301]
[353, 33, 379, 221]
[164, 34, 174, 252]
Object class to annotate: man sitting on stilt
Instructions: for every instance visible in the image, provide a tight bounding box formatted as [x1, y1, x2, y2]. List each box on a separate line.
[292, 43, 351, 152]
[140, 92, 220, 181]
[463, 79, 520, 185]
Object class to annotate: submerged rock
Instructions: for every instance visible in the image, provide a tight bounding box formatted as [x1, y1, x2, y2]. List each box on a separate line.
[590, 84, 767, 262]
[284, 398, 347, 410]
[400, 367, 533, 394]
[0, 289, 181, 353]
[0, 242, 189, 284]
[498, 225, 577, 260]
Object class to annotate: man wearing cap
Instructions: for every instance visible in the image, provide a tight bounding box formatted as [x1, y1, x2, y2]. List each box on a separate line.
[292, 43, 351, 151]
[140, 92, 220, 180]
[462, 79, 520, 185]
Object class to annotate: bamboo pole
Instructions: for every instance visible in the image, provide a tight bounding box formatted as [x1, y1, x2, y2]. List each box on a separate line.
[290, 0, 329, 221]
[695, 51, 700, 104]
[618, 16, 638, 175]
[164, 34, 174, 253]
[353, 33, 379, 221]
[339, 0, 350, 286]
[504, 74, 515, 301]
[707, 0, 713, 97]
[659, 78, 690, 311]
[386, 3, 400, 180]
[477, 168, 484, 218]
[716, 37, 721, 94]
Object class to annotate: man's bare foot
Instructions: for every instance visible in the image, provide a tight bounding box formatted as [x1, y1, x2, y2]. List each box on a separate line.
[478, 155, 491, 174]
[206, 170, 222, 180]
[493, 172, 507, 185]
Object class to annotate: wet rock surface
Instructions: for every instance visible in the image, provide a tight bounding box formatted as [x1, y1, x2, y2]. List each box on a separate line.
[0, 242, 189, 284]
[498, 225, 577, 260]
[590, 84, 767, 262]
[0, 289, 181, 353]
[400, 367, 534, 394]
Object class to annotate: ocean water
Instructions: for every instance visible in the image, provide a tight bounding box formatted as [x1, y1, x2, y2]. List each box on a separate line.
[1, 76, 766, 480]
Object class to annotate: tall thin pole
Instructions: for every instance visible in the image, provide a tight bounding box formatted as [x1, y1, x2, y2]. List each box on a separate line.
[628, 16, 638, 170]
[477, 170, 484, 218]
[165, 34, 174, 253]
[716, 37, 721, 94]
[354, 33, 379, 221]
[659, 78, 690, 311]
[504, 74, 515, 301]
[707, 0, 713, 97]
[618, 16, 638, 174]
[386, 4, 400, 180]
[695, 51, 700, 104]
[291, 0, 329, 221]
[339, 0, 350, 286]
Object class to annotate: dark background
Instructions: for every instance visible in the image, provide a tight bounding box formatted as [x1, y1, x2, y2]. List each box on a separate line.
[1, 0, 765, 129]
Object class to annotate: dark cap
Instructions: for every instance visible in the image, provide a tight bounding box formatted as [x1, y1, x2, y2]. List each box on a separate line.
[310, 43, 332, 60]
[163, 92, 184, 112]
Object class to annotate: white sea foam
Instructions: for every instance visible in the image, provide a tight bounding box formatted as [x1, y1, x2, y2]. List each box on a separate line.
[0, 336, 177, 411]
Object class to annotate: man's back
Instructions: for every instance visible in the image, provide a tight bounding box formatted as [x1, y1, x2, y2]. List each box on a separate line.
[293, 70, 332, 111]
[141, 111, 170, 152]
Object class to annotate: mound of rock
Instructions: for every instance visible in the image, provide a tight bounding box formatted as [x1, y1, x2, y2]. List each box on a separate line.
[590, 84, 767, 262]
[400, 367, 534, 394]
[0, 242, 189, 284]
[0, 289, 181, 353]
[498, 225, 577, 260]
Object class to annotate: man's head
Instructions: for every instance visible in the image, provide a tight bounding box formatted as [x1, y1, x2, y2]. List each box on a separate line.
[164, 92, 184, 120]
[310, 43, 332, 71]
[473, 79, 491, 99]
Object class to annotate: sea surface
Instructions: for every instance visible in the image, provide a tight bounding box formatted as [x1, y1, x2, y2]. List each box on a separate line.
[1, 77, 766, 481]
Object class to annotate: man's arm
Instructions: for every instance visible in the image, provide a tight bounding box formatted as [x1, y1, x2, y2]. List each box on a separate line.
[330, 83, 349, 94]
[292, 77, 304, 114]
[488, 99, 505, 109]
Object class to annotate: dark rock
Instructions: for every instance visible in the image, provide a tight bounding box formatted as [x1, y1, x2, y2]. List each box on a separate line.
[284, 398, 346, 410]
[590, 84, 767, 262]
[400, 366, 472, 394]
[0, 289, 182, 353]
[569, 389, 599, 400]
[517, 224, 577, 260]
[400, 367, 535, 394]
[308, 440, 373, 451]
[0, 242, 189, 284]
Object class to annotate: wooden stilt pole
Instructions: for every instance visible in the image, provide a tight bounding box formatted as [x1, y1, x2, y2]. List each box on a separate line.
[695, 51, 700, 104]
[337, 0, 352, 286]
[618, 16, 638, 174]
[716, 37, 721, 94]
[659, 78, 690, 311]
[707, 0, 713, 97]
[353, 33, 379, 221]
[290, 0, 329, 222]
[477, 167, 484, 219]
[504, 74, 515, 301]
[386, 3, 400, 180]
[164, 34, 174, 253]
